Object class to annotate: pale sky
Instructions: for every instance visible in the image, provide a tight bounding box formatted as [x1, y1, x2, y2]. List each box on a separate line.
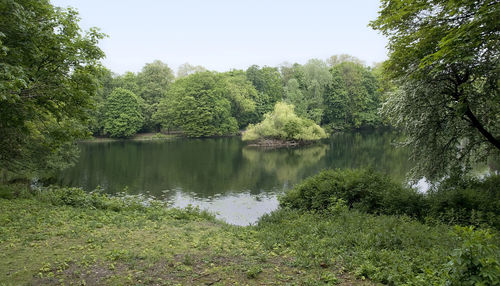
[50, 0, 388, 75]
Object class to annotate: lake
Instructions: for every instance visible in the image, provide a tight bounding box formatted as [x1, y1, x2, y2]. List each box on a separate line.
[58, 130, 412, 225]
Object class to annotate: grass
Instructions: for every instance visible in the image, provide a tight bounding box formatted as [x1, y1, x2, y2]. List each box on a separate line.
[0, 185, 371, 285]
[2, 181, 499, 285]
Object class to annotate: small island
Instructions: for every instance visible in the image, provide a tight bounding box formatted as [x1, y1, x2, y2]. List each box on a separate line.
[242, 102, 328, 147]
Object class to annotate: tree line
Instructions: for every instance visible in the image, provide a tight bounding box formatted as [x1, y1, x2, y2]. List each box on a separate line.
[91, 57, 385, 138]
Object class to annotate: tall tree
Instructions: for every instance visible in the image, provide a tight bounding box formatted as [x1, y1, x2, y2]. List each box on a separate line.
[102, 88, 144, 138]
[246, 65, 284, 120]
[371, 0, 500, 179]
[136, 60, 174, 131]
[177, 63, 207, 78]
[219, 70, 257, 128]
[323, 62, 380, 130]
[154, 72, 238, 137]
[326, 54, 365, 67]
[0, 0, 105, 179]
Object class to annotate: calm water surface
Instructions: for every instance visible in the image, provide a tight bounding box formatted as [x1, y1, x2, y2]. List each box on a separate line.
[58, 130, 412, 225]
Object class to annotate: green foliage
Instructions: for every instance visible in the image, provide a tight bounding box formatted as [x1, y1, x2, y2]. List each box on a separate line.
[280, 168, 425, 217]
[283, 59, 330, 124]
[246, 65, 284, 121]
[257, 206, 500, 285]
[371, 0, 500, 180]
[242, 102, 327, 142]
[445, 226, 500, 286]
[280, 169, 500, 229]
[427, 175, 500, 229]
[322, 62, 381, 130]
[176, 62, 207, 78]
[219, 70, 258, 128]
[136, 60, 174, 131]
[154, 72, 239, 137]
[0, 185, 358, 285]
[102, 88, 144, 138]
[0, 0, 105, 179]
[257, 208, 458, 285]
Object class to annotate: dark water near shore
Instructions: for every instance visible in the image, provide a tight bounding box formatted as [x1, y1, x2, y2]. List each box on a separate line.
[58, 130, 412, 225]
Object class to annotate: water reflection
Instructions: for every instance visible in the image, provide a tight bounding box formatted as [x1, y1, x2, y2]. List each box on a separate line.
[167, 190, 279, 225]
[58, 130, 412, 225]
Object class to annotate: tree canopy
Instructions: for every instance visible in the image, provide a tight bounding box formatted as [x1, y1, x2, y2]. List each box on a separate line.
[323, 62, 380, 130]
[0, 0, 105, 179]
[371, 0, 500, 179]
[102, 88, 144, 138]
[153, 72, 239, 137]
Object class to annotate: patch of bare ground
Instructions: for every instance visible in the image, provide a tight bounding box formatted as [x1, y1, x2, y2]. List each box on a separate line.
[33, 253, 376, 285]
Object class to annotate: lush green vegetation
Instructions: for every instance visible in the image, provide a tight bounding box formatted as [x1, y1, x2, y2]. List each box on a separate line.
[87, 57, 384, 139]
[102, 88, 144, 138]
[260, 169, 500, 285]
[2, 177, 500, 285]
[257, 210, 500, 285]
[0, 0, 105, 180]
[280, 168, 500, 230]
[370, 0, 500, 180]
[243, 102, 327, 142]
[0, 185, 372, 285]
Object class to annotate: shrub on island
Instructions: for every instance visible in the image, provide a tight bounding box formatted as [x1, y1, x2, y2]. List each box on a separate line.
[242, 102, 327, 145]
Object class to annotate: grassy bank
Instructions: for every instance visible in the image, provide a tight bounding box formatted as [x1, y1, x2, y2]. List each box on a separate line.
[0, 186, 369, 285]
[1, 171, 499, 285]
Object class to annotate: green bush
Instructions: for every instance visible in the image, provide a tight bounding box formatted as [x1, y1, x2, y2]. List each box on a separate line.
[280, 168, 426, 217]
[242, 102, 327, 141]
[427, 175, 500, 229]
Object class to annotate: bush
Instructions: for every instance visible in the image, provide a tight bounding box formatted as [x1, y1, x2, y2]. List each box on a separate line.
[280, 168, 426, 217]
[427, 175, 500, 229]
[242, 102, 327, 141]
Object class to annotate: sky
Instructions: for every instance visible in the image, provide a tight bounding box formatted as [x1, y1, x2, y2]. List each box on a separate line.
[50, 0, 388, 75]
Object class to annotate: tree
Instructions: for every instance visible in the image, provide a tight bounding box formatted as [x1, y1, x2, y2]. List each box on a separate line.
[284, 78, 306, 118]
[102, 88, 144, 138]
[177, 63, 207, 78]
[114, 72, 140, 95]
[219, 70, 257, 128]
[323, 62, 380, 130]
[371, 0, 500, 180]
[137, 60, 174, 105]
[246, 65, 284, 120]
[89, 67, 114, 136]
[282, 60, 332, 124]
[153, 72, 238, 137]
[0, 0, 105, 180]
[243, 102, 327, 142]
[326, 54, 365, 67]
[136, 60, 174, 131]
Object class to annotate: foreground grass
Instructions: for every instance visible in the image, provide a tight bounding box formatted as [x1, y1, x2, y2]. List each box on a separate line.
[2, 183, 499, 285]
[0, 187, 370, 285]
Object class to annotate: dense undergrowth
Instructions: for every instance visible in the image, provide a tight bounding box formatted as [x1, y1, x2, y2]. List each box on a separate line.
[265, 169, 500, 285]
[1, 169, 499, 285]
[281, 169, 500, 229]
